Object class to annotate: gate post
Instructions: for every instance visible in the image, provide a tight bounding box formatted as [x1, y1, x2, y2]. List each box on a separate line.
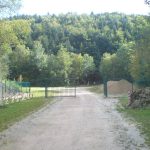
[45, 86, 48, 98]
[104, 80, 108, 97]
[75, 86, 77, 97]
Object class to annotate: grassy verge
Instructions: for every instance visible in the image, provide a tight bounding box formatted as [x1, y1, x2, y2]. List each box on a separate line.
[0, 97, 52, 132]
[118, 97, 150, 146]
[88, 85, 103, 94]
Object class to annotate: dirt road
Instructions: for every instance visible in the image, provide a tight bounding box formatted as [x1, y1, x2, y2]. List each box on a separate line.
[0, 87, 149, 150]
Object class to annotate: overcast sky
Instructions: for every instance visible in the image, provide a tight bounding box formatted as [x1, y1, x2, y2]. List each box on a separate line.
[18, 0, 150, 15]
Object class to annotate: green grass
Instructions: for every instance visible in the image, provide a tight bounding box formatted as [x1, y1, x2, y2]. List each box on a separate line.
[30, 87, 62, 97]
[118, 97, 150, 146]
[0, 97, 52, 132]
[88, 84, 103, 94]
[31, 90, 45, 97]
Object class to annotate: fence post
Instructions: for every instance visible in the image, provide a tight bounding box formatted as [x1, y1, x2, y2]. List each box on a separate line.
[75, 78, 77, 97]
[45, 86, 48, 98]
[29, 86, 31, 98]
[2, 83, 4, 103]
[104, 81, 108, 97]
[75, 86, 77, 97]
[5, 80, 6, 93]
[1, 83, 2, 101]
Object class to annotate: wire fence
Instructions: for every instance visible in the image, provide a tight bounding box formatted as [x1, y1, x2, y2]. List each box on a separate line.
[30, 87, 76, 98]
[0, 80, 31, 106]
[0, 78, 77, 105]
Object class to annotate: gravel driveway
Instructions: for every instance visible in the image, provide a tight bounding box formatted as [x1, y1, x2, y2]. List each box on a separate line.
[0, 87, 149, 150]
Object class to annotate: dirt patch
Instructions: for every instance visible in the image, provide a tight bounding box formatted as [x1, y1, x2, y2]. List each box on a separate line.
[107, 79, 132, 96]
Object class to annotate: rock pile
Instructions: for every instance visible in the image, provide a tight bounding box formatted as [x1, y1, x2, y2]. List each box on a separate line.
[128, 88, 150, 108]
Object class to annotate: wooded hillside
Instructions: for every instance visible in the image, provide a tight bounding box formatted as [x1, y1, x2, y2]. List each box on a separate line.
[0, 13, 149, 85]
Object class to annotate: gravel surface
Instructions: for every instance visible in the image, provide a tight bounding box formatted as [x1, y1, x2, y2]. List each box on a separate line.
[0, 87, 149, 150]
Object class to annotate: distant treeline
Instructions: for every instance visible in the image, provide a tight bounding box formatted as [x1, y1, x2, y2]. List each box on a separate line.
[0, 13, 149, 86]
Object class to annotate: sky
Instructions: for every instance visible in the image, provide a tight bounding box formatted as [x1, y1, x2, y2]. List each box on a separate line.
[18, 0, 150, 16]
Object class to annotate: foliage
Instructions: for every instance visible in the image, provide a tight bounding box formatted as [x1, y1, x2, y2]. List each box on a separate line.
[57, 46, 72, 80]
[130, 26, 150, 86]
[0, 21, 17, 80]
[100, 44, 133, 82]
[100, 53, 116, 80]
[69, 53, 95, 84]
[0, 56, 9, 80]
[0, 13, 149, 86]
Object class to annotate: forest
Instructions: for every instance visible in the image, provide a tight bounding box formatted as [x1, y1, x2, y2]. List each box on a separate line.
[0, 12, 150, 86]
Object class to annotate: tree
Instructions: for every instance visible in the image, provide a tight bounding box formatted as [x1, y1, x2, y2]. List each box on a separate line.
[0, 12, 149, 85]
[57, 46, 72, 81]
[130, 26, 150, 86]
[0, 21, 18, 80]
[0, 0, 22, 17]
[115, 43, 133, 81]
[100, 53, 117, 81]
[11, 20, 31, 44]
[45, 46, 72, 86]
[69, 53, 83, 80]
[8, 44, 30, 80]
[82, 54, 95, 84]
[31, 41, 47, 69]
[145, 0, 150, 5]
[0, 55, 9, 80]
[0, 0, 22, 79]
[100, 43, 134, 82]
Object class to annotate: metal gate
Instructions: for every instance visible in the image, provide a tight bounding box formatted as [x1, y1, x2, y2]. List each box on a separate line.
[30, 78, 77, 98]
[45, 86, 76, 97]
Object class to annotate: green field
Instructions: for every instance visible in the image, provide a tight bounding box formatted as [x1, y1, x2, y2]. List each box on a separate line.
[118, 97, 150, 146]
